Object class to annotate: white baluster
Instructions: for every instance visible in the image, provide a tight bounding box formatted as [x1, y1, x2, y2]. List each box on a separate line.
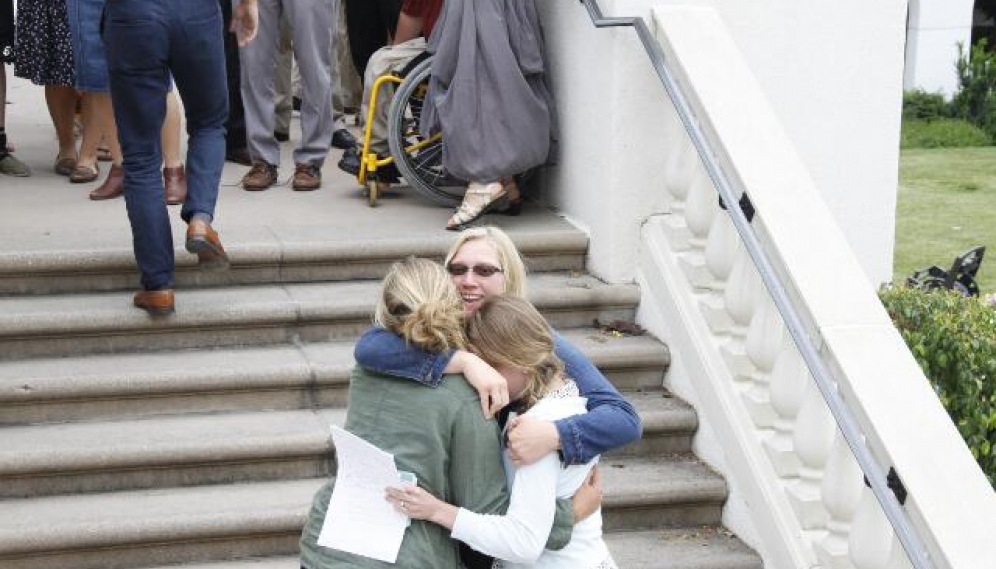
[712, 250, 759, 375]
[787, 382, 836, 530]
[683, 169, 717, 244]
[683, 203, 740, 291]
[741, 294, 786, 427]
[765, 339, 809, 477]
[745, 293, 784, 373]
[703, 214, 739, 287]
[815, 432, 864, 569]
[664, 140, 695, 204]
[660, 143, 697, 251]
[849, 488, 914, 569]
[724, 251, 759, 332]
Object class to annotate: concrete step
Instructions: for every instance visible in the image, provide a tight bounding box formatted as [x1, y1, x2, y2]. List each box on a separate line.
[0, 225, 588, 295]
[136, 527, 763, 569]
[621, 391, 697, 457]
[0, 478, 318, 569]
[0, 409, 341, 498]
[598, 456, 727, 531]
[0, 274, 640, 360]
[0, 393, 694, 498]
[606, 528, 763, 569]
[0, 343, 353, 426]
[0, 458, 727, 569]
[0, 329, 669, 425]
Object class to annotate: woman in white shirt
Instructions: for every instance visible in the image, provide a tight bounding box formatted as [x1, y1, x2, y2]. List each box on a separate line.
[386, 295, 618, 569]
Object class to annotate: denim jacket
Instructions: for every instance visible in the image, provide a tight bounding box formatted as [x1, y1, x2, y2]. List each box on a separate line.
[353, 327, 643, 465]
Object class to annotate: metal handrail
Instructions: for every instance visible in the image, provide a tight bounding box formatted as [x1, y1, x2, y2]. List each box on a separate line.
[575, 1, 935, 567]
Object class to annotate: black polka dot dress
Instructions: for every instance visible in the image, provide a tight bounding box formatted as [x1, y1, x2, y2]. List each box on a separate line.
[13, 0, 75, 86]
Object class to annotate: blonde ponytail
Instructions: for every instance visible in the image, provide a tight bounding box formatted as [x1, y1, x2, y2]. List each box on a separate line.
[375, 258, 466, 352]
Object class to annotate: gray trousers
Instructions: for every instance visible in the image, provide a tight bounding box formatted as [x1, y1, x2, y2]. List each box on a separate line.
[361, 38, 426, 156]
[274, 13, 294, 136]
[274, 2, 356, 135]
[239, 0, 344, 167]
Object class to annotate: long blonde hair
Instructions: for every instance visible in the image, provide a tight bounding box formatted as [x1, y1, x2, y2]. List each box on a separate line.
[374, 258, 466, 352]
[444, 226, 527, 298]
[465, 295, 563, 410]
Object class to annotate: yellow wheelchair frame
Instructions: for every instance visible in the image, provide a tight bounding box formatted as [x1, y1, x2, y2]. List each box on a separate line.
[357, 73, 442, 207]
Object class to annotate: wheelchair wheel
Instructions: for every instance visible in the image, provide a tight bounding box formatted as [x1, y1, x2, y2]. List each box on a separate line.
[387, 57, 466, 206]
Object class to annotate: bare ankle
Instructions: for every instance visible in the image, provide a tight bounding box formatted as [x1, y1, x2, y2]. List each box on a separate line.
[501, 178, 520, 201]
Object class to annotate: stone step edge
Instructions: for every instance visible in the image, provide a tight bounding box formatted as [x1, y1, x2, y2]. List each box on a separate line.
[0, 330, 669, 406]
[0, 229, 588, 276]
[135, 527, 762, 569]
[0, 395, 696, 477]
[0, 464, 728, 555]
[0, 276, 640, 340]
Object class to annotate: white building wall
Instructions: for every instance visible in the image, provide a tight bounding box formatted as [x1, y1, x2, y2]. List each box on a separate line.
[538, 0, 908, 288]
[905, 0, 976, 97]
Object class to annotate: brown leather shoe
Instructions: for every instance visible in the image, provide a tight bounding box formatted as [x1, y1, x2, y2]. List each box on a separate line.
[133, 289, 175, 316]
[185, 218, 230, 270]
[164, 165, 187, 205]
[242, 160, 278, 191]
[292, 162, 321, 191]
[89, 164, 125, 200]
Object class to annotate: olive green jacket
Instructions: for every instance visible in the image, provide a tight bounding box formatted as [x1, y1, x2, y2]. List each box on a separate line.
[300, 367, 572, 569]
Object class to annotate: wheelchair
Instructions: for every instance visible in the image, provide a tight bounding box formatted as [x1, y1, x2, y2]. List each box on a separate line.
[356, 55, 466, 207]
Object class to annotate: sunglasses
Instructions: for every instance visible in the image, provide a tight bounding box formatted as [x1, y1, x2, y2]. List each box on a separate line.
[446, 263, 504, 277]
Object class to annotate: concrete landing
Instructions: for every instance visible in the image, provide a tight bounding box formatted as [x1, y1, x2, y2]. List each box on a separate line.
[1, 76, 565, 248]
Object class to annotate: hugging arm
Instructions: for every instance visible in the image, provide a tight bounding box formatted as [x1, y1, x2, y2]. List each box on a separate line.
[551, 333, 642, 464]
[442, 398, 571, 562]
[356, 327, 644, 463]
[353, 326, 453, 385]
[392, 454, 562, 565]
[354, 327, 510, 417]
[452, 455, 561, 564]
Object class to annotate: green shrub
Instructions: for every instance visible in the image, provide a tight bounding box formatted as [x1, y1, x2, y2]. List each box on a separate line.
[879, 286, 996, 487]
[952, 40, 996, 140]
[903, 89, 951, 121]
[901, 118, 992, 148]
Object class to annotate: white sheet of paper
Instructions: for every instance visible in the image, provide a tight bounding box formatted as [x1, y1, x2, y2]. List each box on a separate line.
[318, 426, 409, 563]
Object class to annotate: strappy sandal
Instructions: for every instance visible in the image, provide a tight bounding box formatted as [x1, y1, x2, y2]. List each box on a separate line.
[97, 145, 113, 162]
[69, 163, 100, 184]
[54, 156, 77, 177]
[446, 182, 507, 231]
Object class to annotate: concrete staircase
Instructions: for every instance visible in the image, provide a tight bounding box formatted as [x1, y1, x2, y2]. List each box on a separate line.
[0, 221, 761, 569]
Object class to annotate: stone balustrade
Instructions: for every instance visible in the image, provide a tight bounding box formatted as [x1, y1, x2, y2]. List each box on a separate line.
[633, 5, 996, 569]
[650, 132, 918, 568]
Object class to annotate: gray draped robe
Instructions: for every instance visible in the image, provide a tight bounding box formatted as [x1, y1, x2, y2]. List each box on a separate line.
[421, 0, 557, 184]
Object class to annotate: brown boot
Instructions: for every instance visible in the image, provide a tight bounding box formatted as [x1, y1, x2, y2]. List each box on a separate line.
[164, 165, 187, 205]
[242, 160, 278, 191]
[185, 218, 230, 270]
[292, 162, 321, 191]
[89, 164, 125, 201]
[133, 289, 175, 316]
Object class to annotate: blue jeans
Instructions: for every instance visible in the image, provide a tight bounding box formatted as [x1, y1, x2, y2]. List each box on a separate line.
[353, 327, 643, 465]
[66, 0, 110, 91]
[103, 0, 227, 290]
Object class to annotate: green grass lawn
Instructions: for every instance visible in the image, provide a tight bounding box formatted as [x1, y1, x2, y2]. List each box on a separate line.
[896, 147, 996, 295]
